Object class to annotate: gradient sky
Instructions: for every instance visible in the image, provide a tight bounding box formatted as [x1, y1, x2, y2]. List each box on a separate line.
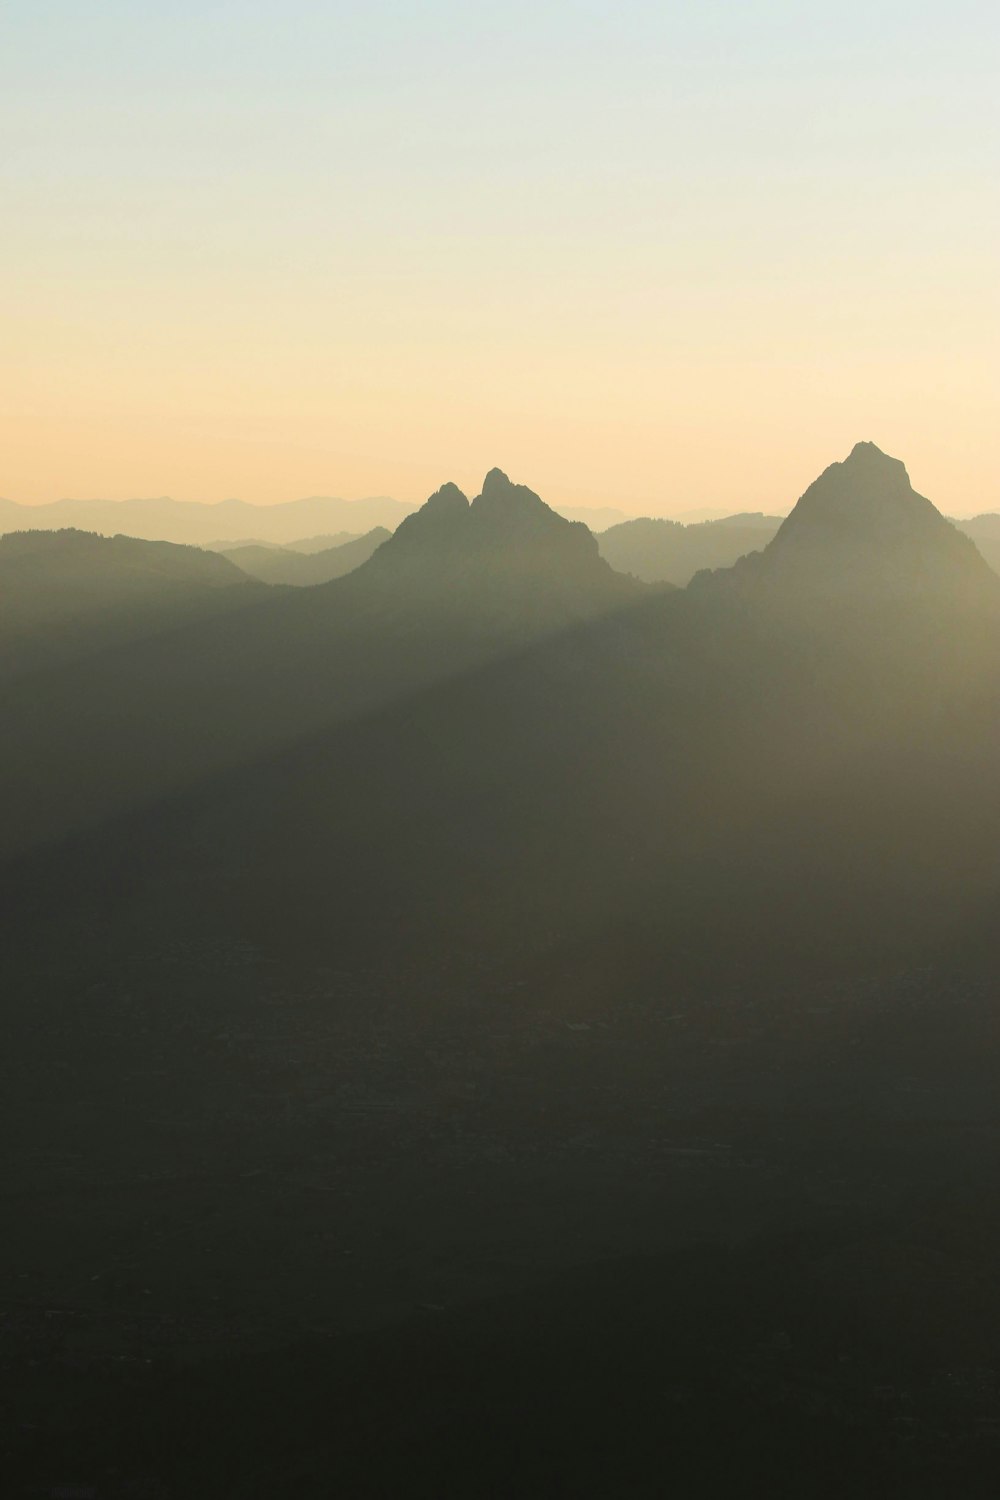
[2, 1, 997, 516]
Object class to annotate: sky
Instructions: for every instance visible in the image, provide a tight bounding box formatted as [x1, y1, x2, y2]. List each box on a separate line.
[1, 1, 997, 517]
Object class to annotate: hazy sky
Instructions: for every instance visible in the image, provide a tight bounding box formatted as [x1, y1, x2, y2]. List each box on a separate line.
[2, 2, 997, 516]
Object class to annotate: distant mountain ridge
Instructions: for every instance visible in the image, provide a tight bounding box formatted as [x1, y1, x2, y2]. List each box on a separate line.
[955, 515, 1000, 578]
[0, 468, 642, 859]
[598, 513, 783, 585]
[0, 493, 414, 546]
[5, 442, 1000, 986]
[221, 528, 391, 586]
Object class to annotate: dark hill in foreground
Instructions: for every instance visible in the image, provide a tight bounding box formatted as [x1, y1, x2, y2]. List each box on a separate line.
[4, 445, 1000, 1495]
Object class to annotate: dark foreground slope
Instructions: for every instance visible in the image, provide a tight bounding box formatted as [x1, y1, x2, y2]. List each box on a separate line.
[4, 447, 1000, 1496]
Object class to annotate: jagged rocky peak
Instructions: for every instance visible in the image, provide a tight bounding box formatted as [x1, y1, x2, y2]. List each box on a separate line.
[357, 465, 634, 618]
[774, 441, 940, 547]
[421, 481, 470, 519]
[694, 442, 998, 603]
[758, 440, 999, 597]
[480, 466, 516, 498]
[376, 482, 469, 555]
[476, 467, 536, 504]
[472, 468, 561, 527]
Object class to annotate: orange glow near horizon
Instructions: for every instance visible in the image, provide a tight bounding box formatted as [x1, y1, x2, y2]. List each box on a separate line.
[2, 4, 997, 519]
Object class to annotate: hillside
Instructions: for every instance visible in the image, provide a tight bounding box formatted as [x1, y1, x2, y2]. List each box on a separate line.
[221, 528, 391, 585]
[0, 470, 641, 860]
[4, 445, 998, 968]
[597, 512, 781, 584]
[0, 528, 260, 678]
[956, 514, 1000, 576]
[696, 442, 999, 604]
[5, 445, 1000, 1496]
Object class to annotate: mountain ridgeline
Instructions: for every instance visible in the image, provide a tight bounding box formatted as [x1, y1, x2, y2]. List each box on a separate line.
[596, 511, 781, 585]
[6, 443, 1000, 1496]
[220, 527, 392, 586]
[3, 444, 998, 955]
[0, 527, 260, 678]
[357, 468, 636, 623]
[694, 441, 999, 602]
[0, 468, 642, 860]
[0, 491, 414, 545]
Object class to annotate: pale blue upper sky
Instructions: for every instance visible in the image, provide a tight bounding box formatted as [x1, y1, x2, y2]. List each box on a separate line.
[1, 2, 997, 512]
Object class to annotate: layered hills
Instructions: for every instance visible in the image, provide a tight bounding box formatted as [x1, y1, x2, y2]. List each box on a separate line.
[3, 443, 998, 971]
[597, 511, 782, 585]
[220, 528, 392, 586]
[956, 512, 1000, 576]
[6, 443, 1000, 1496]
[0, 468, 641, 860]
[0, 492, 413, 546]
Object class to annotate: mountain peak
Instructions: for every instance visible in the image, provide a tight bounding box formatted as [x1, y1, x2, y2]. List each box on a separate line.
[421, 481, 469, 519]
[774, 442, 941, 550]
[847, 438, 901, 462]
[354, 468, 636, 623]
[473, 468, 553, 522]
[841, 439, 911, 484]
[696, 443, 998, 604]
[481, 467, 512, 495]
[374, 482, 468, 557]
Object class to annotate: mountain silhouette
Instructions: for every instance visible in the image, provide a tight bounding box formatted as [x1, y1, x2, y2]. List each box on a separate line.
[0, 528, 259, 678]
[597, 512, 780, 585]
[283, 531, 366, 554]
[6, 444, 1000, 1500]
[221, 528, 391, 586]
[699, 442, 998, 601]
[342, 469, 639, 631]
[955, 513, 1000, 577]
[0, 470, 640, 858]
[0, 493, 413, 546]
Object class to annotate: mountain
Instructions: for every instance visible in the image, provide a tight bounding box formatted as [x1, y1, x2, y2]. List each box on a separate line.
[203, 536, 289, 553]
[359, 470, 637, 627]
[221, 528, 391, 586]
[4, 445, 997, 958]
[550, 502, 632, 529]
[694, 442, 1000, 603]
[283, 532, 366, 554]
[6, 445, 1000, 1497]
[597, 512, 781, 585]
[0, 528, 260, 679]
[956, 514, 1000, 577]
[0, 469, 641, 861]
[0, 493, 414, 546]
